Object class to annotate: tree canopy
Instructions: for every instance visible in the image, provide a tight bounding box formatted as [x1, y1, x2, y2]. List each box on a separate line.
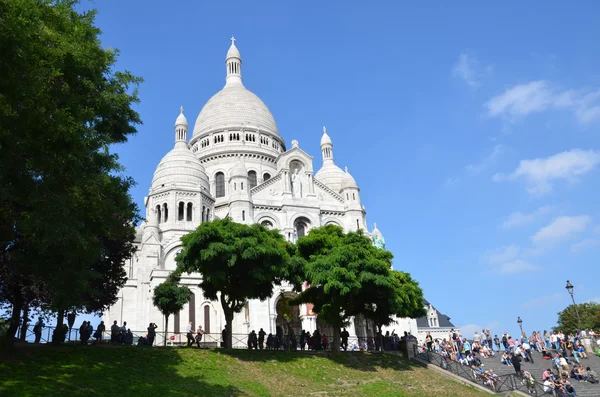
[555, 302, 600, 334]
[153, 274, 191, 346]
[0, 0, 142, 346]
[176, 218, 296, 348]
[291, 225, 423, 351]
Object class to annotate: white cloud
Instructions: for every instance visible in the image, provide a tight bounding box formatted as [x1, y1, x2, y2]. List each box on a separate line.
[485, 244, 520, 264]
[589, 297, 600, 304]
[532, 215, 590, 244]
[458, 321, 500, 338]
[444, 176, 459, 187]
[493, 149, 600, 195]
[502, 206, 553, 229]
[499, 260, 540, 274]
[521, 293, 564, 309]
[485, 80, 600, 123]
[452, 52, 492, 88]
[466, 145, 505, 174]
[484, 245, 539, 274]
[571, 238, 600, 253]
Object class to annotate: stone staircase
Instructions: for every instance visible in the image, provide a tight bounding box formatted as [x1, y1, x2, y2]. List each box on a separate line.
[478, 350, 600, 397]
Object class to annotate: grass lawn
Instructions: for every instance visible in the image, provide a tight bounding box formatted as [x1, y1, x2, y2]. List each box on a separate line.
[0, 345, 487, 397]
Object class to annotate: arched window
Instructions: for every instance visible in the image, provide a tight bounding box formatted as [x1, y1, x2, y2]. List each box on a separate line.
[206, 209, 210, 221]
[215, 172, 225, 198]
[156, 205, 162, 223]
[248, 171, 257, 189]
[294, 217, 310, 239]
[162, 203, 168, 222]
[353, 193, 356, 200]
[261, 220, 273, 229]
[242, 210, 245, 221]
[263, 173, 271, 182]
[356, 219, 360, 230]
[178, 202, 184, 221]
[186, 203, 193, 221]
[204, 306, 211, 334]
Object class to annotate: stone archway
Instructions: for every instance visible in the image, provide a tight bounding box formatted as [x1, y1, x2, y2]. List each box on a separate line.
[275, 293, 302, 342]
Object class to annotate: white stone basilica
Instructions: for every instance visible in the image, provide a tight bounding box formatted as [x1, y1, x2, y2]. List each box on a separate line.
[106, 38, 417, 343]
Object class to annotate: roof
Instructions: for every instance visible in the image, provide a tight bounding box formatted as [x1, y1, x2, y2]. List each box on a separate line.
[416, 299, 456, 329]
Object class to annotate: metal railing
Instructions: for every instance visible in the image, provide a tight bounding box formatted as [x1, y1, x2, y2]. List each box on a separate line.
[14, 324, 398, 352]
[413, 345, 550, 395]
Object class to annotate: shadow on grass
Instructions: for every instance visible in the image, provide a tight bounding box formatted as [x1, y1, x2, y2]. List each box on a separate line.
[0, 345, 242, 397]
[218, 348, 419, 373]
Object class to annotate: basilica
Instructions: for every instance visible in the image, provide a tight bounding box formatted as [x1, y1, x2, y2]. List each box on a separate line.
[106, 38, 418, 344]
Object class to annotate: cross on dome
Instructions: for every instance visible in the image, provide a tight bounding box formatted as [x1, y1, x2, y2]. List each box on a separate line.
[323, 126, 326, 134]
[180, 106, 184, 114]
[230, 36, 236, 45]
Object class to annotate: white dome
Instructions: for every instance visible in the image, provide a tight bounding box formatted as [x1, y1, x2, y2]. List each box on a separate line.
[192, 84, 279, 137]
[315, 162, 346, 193]
[151, 144, 209, 191]
[175, 111, 188, 127]
[320, 131, 332, 146]
[227, 44, 241, 59]
[340, 169, 358, 190]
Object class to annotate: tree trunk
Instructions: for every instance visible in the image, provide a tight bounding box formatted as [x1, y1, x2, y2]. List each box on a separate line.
[164, 314, 169, 346]
[53, 309, 65, 345]
[221, 297, 234, 349]
[19, 304, 30, 341]
[332, 325, 341, 353]
[6, 298, 24, 349]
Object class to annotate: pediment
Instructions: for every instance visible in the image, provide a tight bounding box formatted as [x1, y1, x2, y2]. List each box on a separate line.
[250, 172, 285, 200]
[276, 146, 314, 173]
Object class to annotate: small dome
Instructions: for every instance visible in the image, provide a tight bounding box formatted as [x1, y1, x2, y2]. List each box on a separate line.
[340, 167, 358, 190]
[151, 145, 209, 191]
[227, 43, 241, 59]
[315, 162, 345, 192]
[230, 159, 247, 178]
[175, 109, 188, 127]
[320, 131, 332, 146]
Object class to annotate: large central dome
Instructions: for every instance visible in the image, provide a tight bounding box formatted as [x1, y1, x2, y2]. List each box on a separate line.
[192, 38, 279, 138]
[192, 84, 278, 137]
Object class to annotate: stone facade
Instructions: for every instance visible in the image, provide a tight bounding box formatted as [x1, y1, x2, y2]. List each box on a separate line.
[106, 38, 417, 344]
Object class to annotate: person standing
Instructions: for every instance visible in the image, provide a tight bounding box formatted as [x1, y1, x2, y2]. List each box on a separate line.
[258, 328, 266, 349]
[511, 352, 522, 376]
[147, 322, 157, 346]
[110, 320, 119, 343]
[425, 332, 433, 352]
[221, 327, 227, 348]
[95, 321, 106, 343]
[33, 317, 45, 344]
[341, 328, 350, 351]
[186, 321, 195, 347]
[195, 325, 204, 348]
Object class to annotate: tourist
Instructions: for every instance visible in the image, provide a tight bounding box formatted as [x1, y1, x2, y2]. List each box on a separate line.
[585, 367, 598, 384]
[500, 352, 512, 366]
[299, 330, 306, 350]
[425, 331, 433, 352]
[510, 352, 521, 376]
[186, 321, 194, 347]
[94, 321, 106, 343]
[258, 328, 266, 349]
[462, 338, 471, 356]
[266, 333, 274, 350]
[493, 334, 501, 352]
[195, 325, 204, 348]
[33, 317, 44, 344]
[147, 322, 157, 346]
[110, 320, 119, 343]
[124, 329, 133, 345]
[120, 321, 127, 344]
[321, 333, 329, 350]
[341, 328, 349, 351]
[501, 332, 509, 352]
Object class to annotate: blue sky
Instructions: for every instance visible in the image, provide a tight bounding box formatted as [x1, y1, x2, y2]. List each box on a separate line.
[77, 1, 600, 337]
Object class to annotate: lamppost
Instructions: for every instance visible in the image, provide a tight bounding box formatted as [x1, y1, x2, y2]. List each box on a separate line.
[565, 280, 582, 330]
[517, 316, 523, 337]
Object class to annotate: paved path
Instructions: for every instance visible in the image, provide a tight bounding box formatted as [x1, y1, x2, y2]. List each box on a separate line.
[479, 349, 600, 397]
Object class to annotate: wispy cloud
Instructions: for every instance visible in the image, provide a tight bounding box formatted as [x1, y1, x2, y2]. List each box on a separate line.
[444, 176, 460, 187]
[484, 245, 539, 274]
[521, 293, 564, 309]
[502, 206, 553, 229]
[571, 238, 600, 253]
[452, 52, 493, 88]
[493, 149, 600, 195]
[466, 145, 505, 174]
[532, 215, 590, 244]
[484, 80, 600, 124]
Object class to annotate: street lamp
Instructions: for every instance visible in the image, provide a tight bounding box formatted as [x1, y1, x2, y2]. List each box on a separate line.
[517, 316, 523, 336]
[565, 280, 582, 330]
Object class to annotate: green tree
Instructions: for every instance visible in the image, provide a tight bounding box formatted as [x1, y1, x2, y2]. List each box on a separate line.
[555, 302, 600, 334]
[0, 0, 142, 347]
[358, 270, 425, 349]
[176, 218, 294, 349]
[153, 274, 191, 346]
[292, 225, 411, 352]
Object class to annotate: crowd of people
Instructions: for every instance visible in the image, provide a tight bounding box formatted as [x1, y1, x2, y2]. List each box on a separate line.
[420, 327, 600, 396]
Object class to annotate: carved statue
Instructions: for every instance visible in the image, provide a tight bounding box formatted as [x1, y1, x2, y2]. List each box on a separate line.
[371, 223, 385, 250]
[291, 168, 301, 198]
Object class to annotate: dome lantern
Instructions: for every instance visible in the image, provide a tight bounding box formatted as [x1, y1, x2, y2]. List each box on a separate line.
[225, 36, 242, 87]
[320, 126, 334, 163]
[175, 106, 188, 145]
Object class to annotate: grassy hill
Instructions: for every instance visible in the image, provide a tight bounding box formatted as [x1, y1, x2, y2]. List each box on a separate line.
[0, 346, 487, 397]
